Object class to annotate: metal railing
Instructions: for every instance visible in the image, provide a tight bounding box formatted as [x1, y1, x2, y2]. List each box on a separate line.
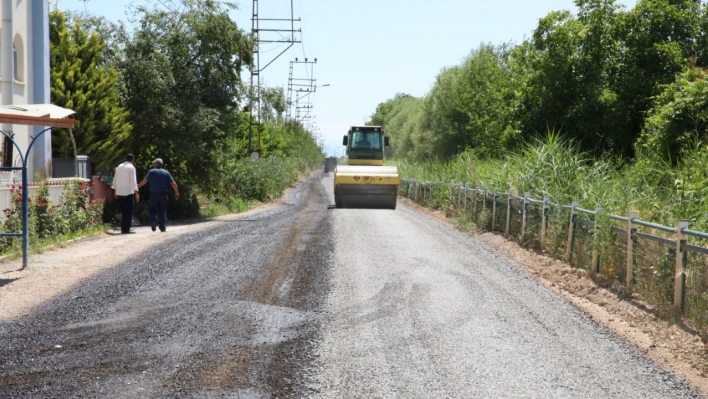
[400, 179, 708, 313]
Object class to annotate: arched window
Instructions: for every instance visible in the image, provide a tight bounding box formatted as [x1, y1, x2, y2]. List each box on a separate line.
[13, 35, 23, 82]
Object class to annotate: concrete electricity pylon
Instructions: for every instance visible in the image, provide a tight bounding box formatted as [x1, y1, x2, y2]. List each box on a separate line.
[249, 0, 301, 159]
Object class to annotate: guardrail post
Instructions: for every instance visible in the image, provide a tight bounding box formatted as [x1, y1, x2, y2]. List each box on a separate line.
[566, 201, 579, 262]
[627, 211, 638, 290]
[463, 184, 468, 211]
[449, 181, 453, 206]
[482, 189, 486, 213]
[591, 205, 603, 274]
[505, 193, 512, 235]
[674, 220, 689, 311]
[541, 196, 550, 250]
[474, 186, 478, 216]
[492, 189, 498, 230]
[521, 193, 530, 238]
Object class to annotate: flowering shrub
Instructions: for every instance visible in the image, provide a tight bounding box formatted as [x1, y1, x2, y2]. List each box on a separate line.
[33, 182, 60, 238]
[0, 180, 104, 253]
[0, 185, 24, 250]
[58, 180, 103, 233]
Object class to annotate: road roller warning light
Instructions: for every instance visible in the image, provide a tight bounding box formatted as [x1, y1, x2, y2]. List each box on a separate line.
[334, 126, 400, 209]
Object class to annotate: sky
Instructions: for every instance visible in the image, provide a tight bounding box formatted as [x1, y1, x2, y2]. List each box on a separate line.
[56, 0, 637, 156]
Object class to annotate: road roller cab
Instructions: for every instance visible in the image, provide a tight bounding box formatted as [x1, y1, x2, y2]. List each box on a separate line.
[334, 126, 400, 209]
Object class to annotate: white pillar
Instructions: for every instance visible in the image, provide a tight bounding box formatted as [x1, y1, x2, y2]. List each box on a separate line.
[1, 0, 12, 150]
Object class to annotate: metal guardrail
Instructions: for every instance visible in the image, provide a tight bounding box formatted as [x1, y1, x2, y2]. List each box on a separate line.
[401, 178, 708, 312]
[683, 229, 708, 240]
[631, 219, 676, 234]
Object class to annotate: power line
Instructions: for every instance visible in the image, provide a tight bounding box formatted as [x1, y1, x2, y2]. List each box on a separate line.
[248, 0, 301, 158]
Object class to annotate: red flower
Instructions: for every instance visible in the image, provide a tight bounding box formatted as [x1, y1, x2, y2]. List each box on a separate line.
[3, 222, 7, 227]
[14, 199, 21, 203]
[50, 210, 56, 215]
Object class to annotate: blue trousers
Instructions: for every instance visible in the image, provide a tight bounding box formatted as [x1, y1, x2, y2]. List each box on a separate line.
[148, 192, 169, 231]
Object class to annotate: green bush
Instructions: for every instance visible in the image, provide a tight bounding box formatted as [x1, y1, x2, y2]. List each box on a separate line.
[220, 156, 299, 202]
[166, 183, 200, 220]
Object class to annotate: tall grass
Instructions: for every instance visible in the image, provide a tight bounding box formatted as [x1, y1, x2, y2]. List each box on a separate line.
[396, 134, 707, 232]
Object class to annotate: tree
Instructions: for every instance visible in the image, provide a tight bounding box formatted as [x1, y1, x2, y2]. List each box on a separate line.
[615, 0, 701, 156]
[519, 1, 627, 157]
[368, 93, 421, 159]
[639, 66, 708, 162]
[50, 9, 132, 171]
[118, 0, 252, 192]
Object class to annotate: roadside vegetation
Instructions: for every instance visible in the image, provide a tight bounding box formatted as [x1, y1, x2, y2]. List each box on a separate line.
[0, 180, 107, 256]
[396, 135, 708, 232]
[49, 0, 323, 221]
[371, 0, 708, 231]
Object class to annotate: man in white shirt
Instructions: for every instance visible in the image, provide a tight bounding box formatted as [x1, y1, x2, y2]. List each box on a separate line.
[112, 154, 140, 234]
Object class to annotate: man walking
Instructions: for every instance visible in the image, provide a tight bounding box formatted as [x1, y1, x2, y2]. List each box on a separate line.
[112, 154, 140, 234]
[138, 158, 179, 232]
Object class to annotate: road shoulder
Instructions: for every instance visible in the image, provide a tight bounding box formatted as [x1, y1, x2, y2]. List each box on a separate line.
[399, 197, 708, 397]
[0, 200, 283, 322]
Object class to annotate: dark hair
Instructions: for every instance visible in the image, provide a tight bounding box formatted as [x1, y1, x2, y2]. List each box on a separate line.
[125, 154, 135, 162]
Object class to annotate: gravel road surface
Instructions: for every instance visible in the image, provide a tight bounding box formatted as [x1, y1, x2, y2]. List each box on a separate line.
[0, 173, 702, 398]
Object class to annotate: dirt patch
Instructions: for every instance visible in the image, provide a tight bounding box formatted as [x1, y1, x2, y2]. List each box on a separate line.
[401, 197, 708, 397]
[0, 201, 282, 323]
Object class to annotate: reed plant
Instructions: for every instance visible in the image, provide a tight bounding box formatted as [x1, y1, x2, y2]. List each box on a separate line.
[396, 134, 708, 233]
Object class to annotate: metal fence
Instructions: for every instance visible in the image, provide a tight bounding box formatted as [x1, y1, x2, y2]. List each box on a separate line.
[401, 179, 708, 318]
[52, 156, 92, 179]
[0, 178, 89, 220]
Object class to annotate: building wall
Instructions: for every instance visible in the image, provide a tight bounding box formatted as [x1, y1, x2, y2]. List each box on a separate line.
[31, 0, 51, 180]
[0, 0, 51, 180]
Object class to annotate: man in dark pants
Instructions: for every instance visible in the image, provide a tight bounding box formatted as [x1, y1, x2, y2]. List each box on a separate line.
[111, 154, 140, 234]
[138, 158, 179, 232]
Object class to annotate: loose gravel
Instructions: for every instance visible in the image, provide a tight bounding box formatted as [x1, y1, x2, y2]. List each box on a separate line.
[0, 173, 702, 398]
[0, 175, 333, 398]
[310, 174, 702, 398]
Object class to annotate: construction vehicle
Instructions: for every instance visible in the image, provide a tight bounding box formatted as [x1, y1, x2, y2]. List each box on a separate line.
[334, 126, 400, 209]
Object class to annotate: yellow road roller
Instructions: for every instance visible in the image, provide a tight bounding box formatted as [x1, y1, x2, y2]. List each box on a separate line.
[334, 126, 400, 209]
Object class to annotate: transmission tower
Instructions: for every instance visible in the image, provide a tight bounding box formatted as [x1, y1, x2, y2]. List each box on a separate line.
[249, 0, 301, 158]
[286, 58, 317, 121]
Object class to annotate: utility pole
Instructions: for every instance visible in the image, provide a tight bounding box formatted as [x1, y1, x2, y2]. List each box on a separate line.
[249, 0, 300, 159]
[286, 58, 317, 121]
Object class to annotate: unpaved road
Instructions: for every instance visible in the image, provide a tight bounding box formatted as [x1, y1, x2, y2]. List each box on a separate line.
[0, 173, 702, 398]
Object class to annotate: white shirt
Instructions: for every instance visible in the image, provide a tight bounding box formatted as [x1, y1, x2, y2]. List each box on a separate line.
[112, 162, 138, 196]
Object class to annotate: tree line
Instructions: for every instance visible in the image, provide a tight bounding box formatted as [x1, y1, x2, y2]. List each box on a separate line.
[49, 0, 322, 198]
[370, 0, 708, 166]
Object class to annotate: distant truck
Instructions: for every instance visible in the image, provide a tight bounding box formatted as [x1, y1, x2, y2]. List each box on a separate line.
[324, 157, 337, 173]
[333, 126, 400, 209]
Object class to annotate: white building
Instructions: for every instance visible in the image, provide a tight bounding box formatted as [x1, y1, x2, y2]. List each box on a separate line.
[0, 0, 51, 180]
